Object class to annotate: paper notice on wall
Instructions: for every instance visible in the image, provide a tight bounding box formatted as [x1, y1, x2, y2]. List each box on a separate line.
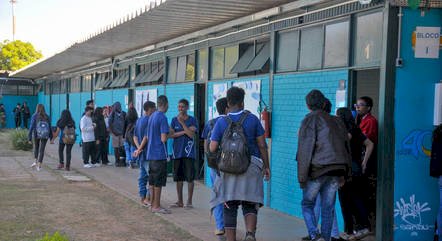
[233, 80, 261, 118]
[212, 83, 228, 119]
[415, 27, 440, 59]
[190, 96, 195, 113]
[135, 89, 157, 116]
[336, 90, 346, 109]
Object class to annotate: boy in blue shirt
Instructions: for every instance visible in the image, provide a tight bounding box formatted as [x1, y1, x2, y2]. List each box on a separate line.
[133, 101, 156, 207]
[170, 99, 198, 209]
[202, 97, 228, 237]
[145, 95, 171, 214]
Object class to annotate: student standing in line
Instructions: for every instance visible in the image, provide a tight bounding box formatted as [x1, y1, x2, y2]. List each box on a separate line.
[134, 101, 156, 207]
[93, 107, 111, 166]
[124, 106, 138, 168]
[146, 95, 171, 214]
[209, 87, 270, 241]
[28, 104, 52, 171]
[108, 102, 126, 167]
[81, 106, 97, 168]
[21, 101, 31, 129]
[170, 99, 198, 209]
[52, 109, 76, 171]
[102, 106, 111, 165]
[0, 104, 6, 128]
[13, 103, 21, 129]
[202, 97, 228, 238]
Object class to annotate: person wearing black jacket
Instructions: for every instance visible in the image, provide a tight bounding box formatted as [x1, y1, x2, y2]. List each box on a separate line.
[13, 103, 21, 129]
[93, 107, 110, 166]
[430, 124, 442, 240]
[21, 101, 31, 128]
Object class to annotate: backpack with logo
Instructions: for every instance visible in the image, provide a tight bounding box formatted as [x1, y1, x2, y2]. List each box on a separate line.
[125, 123, 135, 146]
[111, 111, 126, 136]
[218, 111, 251, 175]
[62, 125, 76, 144]
[205, 119, 219, 169]
[36, 116, 50, 139]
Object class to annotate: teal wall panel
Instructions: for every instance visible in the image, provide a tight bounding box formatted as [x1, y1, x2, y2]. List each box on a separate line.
[0, 95, 38, 128]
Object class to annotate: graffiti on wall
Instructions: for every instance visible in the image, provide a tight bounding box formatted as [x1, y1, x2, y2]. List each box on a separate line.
[397, 130, 432, 159]
[394, 195, 433, 236]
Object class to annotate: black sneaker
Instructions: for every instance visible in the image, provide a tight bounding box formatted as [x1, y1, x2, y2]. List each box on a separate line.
[244, 231, 256, 241]
[302, 236, 312, 241]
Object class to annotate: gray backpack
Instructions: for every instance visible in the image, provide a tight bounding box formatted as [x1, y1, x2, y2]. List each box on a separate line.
[219, 111, 250, 175]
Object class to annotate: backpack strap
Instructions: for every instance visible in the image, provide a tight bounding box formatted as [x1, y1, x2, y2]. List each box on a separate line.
[224, 115, 233, 126]
[238, 110, 250, 125]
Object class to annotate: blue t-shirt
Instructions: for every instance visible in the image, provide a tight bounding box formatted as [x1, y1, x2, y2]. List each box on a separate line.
[210, 110, 264, 158]
[146, 111, 169, 161]
[201, 116, 223, 140]
[171, 116, 198, 159]
[134, 114, 149, 161]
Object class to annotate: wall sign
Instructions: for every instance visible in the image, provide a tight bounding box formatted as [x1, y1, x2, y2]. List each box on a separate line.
[415, 27, 440, 58]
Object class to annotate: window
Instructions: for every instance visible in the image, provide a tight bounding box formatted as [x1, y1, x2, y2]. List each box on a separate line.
[324, 21, 349, 68]
[354, 11, 383, 66]
[70, 77, 81, 92]
[176, 56, 187, 82]
[134, 60, 164, 85]
[18, 85, 34, 95]
[82, 75, 92, 92]
[59, 79, 68, 93]
[299, 26, 324, 70]
[109, 69, 129, 88]
[197, 49, 208, 81]
[210, 47, 224, 80]
[277, 30, 299, 72]
[224, 46, 238, 78]
[168, 57, 178, 83]
[44, 81, 50, 94]
[230, 39, 270, 76]
[186, 53, 195, 81]
[2, 85, 18, 95]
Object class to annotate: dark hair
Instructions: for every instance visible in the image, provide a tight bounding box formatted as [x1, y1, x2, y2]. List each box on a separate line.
[86, 100, 94, 106]
[358, 96, 373, 109]
[323, 98, 332, 114]
[179, 99, 189, 107]
[433, 124, 442, 143]
[85, 106, 94, 112]
[336, 107, 356, 131]
[157, 95, 168, 108]
[227, 86, 245, 107]
[17, 103, 21, 106]
[216, 97, 228, 115]
[143, 101, 156, 112]
[126, 107, 138, 124]
[93, 107, 104, 121]
[57, 109, 75, 128]
[306, 89, 325, 111]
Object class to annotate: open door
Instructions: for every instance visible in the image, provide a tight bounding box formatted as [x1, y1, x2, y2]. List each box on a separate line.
[194, 83, 206, 180]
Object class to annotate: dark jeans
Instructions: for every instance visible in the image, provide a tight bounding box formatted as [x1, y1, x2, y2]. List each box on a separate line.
[34, 138, 48, 163]
[223, 200, 258, 229]
[15, 117, 21, 128]
[82, 141, 96, 165]
[95, 139, 109, 164]
[23, 117, 29, 129]
[58, 143, 73, 167]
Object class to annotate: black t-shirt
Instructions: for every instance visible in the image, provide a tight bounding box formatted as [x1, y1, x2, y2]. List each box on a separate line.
[350, 127, 366, 163]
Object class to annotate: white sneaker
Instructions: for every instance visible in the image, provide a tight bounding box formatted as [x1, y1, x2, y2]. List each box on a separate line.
[94, 163, 101, 167]
[36, 165, 41, 171]
[30, 162, 37, 168]
[83, 164, 92, 168]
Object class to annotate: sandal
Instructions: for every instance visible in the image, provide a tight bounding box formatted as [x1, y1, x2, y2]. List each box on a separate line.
[184, 204, 193, 209]
[169, 202, 184, 208]
[151, 207, 171, 214]
[141, 201, 151, 208]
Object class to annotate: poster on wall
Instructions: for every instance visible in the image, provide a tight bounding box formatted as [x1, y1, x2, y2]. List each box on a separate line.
[415, 26, 440, 59]
[212, 83, 228, 119]
[233, 80, 261, 118]
[135, 89, 157, 117]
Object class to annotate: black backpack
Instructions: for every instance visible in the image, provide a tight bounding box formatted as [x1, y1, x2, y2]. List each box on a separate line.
[205, 119, 219, 169]
[218, 111, 250, 175]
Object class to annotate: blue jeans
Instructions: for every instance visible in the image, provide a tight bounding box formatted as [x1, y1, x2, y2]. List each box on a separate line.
[438, 176, 442, 239]
[302, 176, 339, 241]
[138, 159, 149, 198]
[314, 193, 340, 238]
[210, 168, 224, 230]
[124, 141, 136, 166]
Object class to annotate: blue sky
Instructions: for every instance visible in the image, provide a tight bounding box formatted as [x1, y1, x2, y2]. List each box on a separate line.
[0, 0, 157, 57]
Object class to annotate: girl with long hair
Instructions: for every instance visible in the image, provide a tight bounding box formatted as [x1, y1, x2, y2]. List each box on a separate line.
[28, 104, 52, 171]
[93, 107, 110, 165]
[52, 109, 76, 171]
[124, 106, 138, 168]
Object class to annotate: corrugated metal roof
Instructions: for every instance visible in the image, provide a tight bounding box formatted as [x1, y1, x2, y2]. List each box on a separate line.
[12, 0, 295, 79]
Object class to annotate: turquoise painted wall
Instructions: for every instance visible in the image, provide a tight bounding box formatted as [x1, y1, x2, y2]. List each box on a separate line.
[0, 95, 38, 128]
[393, 8, 442, 241]
[270, 70, 348, 227]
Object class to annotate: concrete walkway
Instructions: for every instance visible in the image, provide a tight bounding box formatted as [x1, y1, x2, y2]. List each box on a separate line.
[43, 143, 305, 241]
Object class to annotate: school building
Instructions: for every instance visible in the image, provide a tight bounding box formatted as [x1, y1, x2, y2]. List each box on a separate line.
[6, 0, 442, 240]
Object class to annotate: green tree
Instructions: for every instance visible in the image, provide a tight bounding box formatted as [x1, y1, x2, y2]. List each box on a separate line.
[0, 40, 43, 71]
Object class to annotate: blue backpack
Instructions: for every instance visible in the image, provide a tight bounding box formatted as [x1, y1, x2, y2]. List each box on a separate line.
[36, 117, 50, 139]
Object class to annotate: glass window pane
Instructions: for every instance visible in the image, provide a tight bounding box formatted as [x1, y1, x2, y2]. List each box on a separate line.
[186, 53, 195, 81]
[168, 57, 178, 83]
[299, 26, 324, 70]
[210, 47, 224, 80]
[19, 85, 34, 95]
[324, 21, 349, 68]
[197, 49, 208, 81]
[224, 45, 238, 79]
[355, 11, 383, 66]
[230, 44, 254, 74]
[277, 30, 299, 72]
[151, 62, 158, 74]
[176, 56, 187, 82]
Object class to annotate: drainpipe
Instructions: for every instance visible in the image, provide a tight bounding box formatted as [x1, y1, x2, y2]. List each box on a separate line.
[395, 7, 403, 67]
